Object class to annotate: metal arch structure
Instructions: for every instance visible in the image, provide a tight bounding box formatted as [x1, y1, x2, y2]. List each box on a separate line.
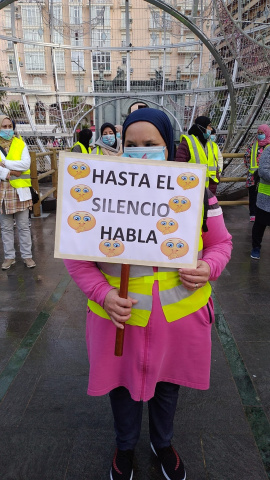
[72, 96, 183, 139]
[144, 0, 236, 151]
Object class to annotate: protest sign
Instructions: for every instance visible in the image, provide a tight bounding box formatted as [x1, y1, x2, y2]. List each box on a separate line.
[54, 152, 206, 268]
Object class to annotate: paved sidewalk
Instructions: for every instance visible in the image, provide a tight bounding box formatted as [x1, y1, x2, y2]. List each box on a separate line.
[0, 205, 269, 480]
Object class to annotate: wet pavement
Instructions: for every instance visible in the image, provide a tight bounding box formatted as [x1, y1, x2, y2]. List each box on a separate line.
[0, 204, 269, 480]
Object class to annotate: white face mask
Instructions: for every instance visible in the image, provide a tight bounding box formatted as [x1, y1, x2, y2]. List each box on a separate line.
[122, 146, 166, 161]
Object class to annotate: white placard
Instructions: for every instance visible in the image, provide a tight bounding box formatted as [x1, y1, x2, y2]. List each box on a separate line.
[54, 152, 206, 268]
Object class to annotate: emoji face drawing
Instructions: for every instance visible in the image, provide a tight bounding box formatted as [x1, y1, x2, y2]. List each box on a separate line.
[99, 239, 125, 257]
[67, 211, 96, 233]
[156, 218, 178, 235]
[70, 184, 93, 202]
[169, 196, 191, 213]
[67, 161, 90, 179]
[161, 238, 189, 260]
[177, 172, 199, 190]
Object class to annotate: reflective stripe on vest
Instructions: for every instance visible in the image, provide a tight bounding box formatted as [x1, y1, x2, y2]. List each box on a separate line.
[180, 134, 209, 187]
[249, 143, 270, 174]
[249, 142, 259, 174]
[96, 146, 103, 155]
[208, 141, 219, 184]
[5, 137, 31, 188]
[258, 179, 270, 196]
[72, 142, 92, 154]
[87, 226, 210, 327]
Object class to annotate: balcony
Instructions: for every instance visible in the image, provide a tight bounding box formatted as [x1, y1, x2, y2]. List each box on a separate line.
[178, 44, 200, 54]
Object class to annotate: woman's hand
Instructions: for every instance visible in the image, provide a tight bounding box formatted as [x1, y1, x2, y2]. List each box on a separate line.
[10, 170, 22, 177]
[103, 288, 138, 329]
[179, 260, 211, 291]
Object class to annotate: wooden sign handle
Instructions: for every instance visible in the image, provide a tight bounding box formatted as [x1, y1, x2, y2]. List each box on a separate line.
[114, 264, 130, 357]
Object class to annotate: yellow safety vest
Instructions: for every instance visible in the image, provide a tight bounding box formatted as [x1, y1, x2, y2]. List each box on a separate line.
[180, 134, 214, 187]
[258, 179, 270, 196]
[249, 142, 270, 174]
[71, 142, 92, 154]
[1, 137, 31, 188]
[208, 140, 220, 184]
[93, 146, 103, 155]
[87, 220, 211, 327]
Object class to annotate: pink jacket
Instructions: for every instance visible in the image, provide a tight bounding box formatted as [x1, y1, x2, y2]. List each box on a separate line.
[64, 195, 232, 401]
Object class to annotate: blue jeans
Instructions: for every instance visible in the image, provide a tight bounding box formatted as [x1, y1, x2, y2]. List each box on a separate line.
[109, 382, 180, 450]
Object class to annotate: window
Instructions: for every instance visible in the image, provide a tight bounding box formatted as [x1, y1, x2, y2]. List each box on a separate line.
[7, 40, 13, 49]
[10, 77, 19, 87]
[69, 5, 82, 25]
[121, 10, 132, 29]
[75, 77, 84, 92]
[23, 29, 44, 43]
[161, 33, 171, 45]
[150, 10, 160, 29]
[25, 52, 45, 71]
[91, 29, 110, 48]
[92, 51, 111, 71]
[22, 6, 42, 27]
[8, 55, 16, 72]
[53, 28, 64, 44]
[52, 5, 63, 25]
[122, 56, 127, 65]
[33, 77, 43, 85]
[5, 9, 11, 28]
[55, 50, 65, 71]
[71, 51, 84, 72]
[58, 76, 65, 92]
[150, 32, 159, 46]
[150, 55, 159, 73]
[91, 5, 110, 27]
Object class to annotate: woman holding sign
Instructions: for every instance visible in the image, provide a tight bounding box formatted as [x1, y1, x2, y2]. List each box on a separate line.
[64, 109, 232, 480]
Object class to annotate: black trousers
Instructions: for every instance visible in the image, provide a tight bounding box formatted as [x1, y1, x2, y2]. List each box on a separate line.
[252, 218, 267, 249]
[248, 185, 258, 217]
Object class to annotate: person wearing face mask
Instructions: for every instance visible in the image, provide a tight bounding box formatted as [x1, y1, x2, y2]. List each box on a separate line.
[174, 116, 216, 188]
[63, 108, 232, 480]
[71, 128, 93, 154]
[208, 128, 224, 195]
[115, 124, 123, 140]
[250, 139, 270, 259]
[0, 115, 36, 269]
[91, 123, 122, 156]
[244, 124, 270, 222]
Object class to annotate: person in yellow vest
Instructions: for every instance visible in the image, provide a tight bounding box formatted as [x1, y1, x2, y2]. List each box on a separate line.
[174, 116, 215, 188]
[71, 128, 93, 154]
[251, 135, 270, 259]
[0, 115, 36, 270]
[208, 127, 224, 195]
[91, 122, 122, 156]
[244, 124, 270, 222]
[64, 109, 232, 480]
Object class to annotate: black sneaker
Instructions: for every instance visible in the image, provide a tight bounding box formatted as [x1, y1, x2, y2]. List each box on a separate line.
[151, 443, 186, 480]
[110, 448, 134, 480]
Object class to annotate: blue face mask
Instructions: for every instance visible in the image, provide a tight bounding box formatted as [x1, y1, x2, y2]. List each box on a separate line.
[203, 130, 211, 140]
[122, 146, 166, 161]
[116, 132, 121, 139]
[0, 129, 14, 140]
[102, 134, 115, 146]
[210, 134, 216, 142]
[258, 134, 266, 141]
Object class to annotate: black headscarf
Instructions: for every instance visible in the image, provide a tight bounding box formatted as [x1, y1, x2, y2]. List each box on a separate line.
[188, 116, 211, 146]
[100, 122, 117, 149]
[122, 108, 174, 161]
[78, 128, 92, 151]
